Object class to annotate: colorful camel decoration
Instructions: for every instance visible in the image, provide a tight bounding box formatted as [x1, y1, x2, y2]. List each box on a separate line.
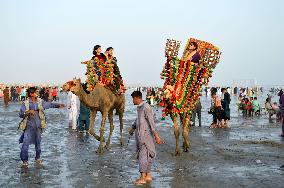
[160, 38, 221, 155]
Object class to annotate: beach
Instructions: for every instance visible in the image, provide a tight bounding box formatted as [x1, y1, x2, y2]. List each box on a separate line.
[0, 90, 283, 188]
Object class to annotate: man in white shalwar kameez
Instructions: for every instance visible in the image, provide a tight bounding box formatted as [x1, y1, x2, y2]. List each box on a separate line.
[67, 91, 80, 130]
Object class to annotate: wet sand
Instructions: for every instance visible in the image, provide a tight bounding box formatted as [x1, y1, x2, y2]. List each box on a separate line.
[0, 91, 283, 188]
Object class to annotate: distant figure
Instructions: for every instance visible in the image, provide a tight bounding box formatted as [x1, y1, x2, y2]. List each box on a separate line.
[67, 91, 80, 130]
[205, 87, 208, 97]
[43, 88, 49, 102]
[210, 92, 223, 128]
[191, 99, 202, 127]
[14, 86, 19, 101]
[233, 87, 238, 95]
[3, 87, 10, 107]
[221, 88, 231, 127]
[241, 98, 248, 117]
[247, 97, 253, 117]
[265, 97, 276, 123]
[77, 84, 90, 133]
[51, 87, 58, 101]
[252, 97, 261, 116]
[279, 90, 284, 137]
[39, 87, 45, 99]
[272, 102, 282, 122]
[20, 87, 26, 101]
[10, 86, 16, 101]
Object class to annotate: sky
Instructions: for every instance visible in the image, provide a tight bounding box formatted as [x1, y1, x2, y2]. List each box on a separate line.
[0, 0, 283, 86]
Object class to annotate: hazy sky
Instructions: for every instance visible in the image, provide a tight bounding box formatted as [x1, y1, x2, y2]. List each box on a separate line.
[0, 0, 283, 86]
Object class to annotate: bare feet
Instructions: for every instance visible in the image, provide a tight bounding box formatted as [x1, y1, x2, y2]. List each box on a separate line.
[134, 178, 147, 185]
[35, 159, 42, 166]
[210, 123, 217, 128]
[21, 161, 28, 168]
[145, 174, 153, 182]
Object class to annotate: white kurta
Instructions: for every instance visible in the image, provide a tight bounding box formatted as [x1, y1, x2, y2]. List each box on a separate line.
[67, 91, 80, 129]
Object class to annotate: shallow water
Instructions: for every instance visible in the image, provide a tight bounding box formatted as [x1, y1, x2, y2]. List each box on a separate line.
[0, 90, 283, 188]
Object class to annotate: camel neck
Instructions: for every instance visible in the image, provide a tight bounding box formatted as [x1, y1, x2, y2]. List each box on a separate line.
[77, 88, 92, 108]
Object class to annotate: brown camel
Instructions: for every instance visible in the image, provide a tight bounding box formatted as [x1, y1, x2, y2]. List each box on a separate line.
[63, 78, 125, 154]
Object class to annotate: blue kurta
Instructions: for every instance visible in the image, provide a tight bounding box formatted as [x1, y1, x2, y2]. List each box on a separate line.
[19, 99, 60, 161]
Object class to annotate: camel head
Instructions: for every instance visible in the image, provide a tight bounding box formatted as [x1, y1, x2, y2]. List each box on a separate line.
[62, 81, 75, 92]
[69, 78, 82, 95]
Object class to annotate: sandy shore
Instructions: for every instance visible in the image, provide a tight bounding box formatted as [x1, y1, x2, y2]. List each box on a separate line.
[0, 91, 283, 188]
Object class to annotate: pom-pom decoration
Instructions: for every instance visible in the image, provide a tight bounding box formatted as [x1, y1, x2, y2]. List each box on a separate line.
[160, 38, 221, 117]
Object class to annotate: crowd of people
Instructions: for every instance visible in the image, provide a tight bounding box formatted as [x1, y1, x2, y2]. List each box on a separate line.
[0, 85, 60, 107]
[1, 81, 284, 185]
[135, 86, 284, 132]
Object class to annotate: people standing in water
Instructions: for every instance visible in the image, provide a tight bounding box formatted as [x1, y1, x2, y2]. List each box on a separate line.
[210, 91, 223, 128]
[3, 86, 10, 107]
[279, 90, 284, 137]
[221, 88, 231, 127]
[67, 90, 80, 130]
[252, 97, 261, 116]
[77, 83, 90, 134]
[191, 99, 202, 127]
[17, 86, 22, 101]
[265, 97, 276, 123]
[51, 87, 58, 101]
[129, 90, 162, 185]
[20, 87, 26, 101]
[18, 87, 65, 168]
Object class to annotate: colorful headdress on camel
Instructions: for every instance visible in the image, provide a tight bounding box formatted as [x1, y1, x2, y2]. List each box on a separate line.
[160, 38, 221, 117]
[84, 57, 123, 93]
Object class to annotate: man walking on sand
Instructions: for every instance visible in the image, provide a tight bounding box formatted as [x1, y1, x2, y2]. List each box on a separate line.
[129, 90, 162, 185]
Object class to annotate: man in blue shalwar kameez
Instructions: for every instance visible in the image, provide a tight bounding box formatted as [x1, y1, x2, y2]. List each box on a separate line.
[129, 90, 162, 185]
[19, 87, 65, 167]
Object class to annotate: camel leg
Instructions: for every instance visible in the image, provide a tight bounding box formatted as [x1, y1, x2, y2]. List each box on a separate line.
[105, 110, 114, 150]
[182, 115, 190, 152]
[88, 110, 101, 141]
[119, 109, 124, 146]
[97, 112, 107, 154]
[171, 115, 180, 156]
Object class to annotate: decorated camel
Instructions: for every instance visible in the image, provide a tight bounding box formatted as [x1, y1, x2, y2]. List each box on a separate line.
[160, 38, 221, 155]
[63, 77, 125, 154]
